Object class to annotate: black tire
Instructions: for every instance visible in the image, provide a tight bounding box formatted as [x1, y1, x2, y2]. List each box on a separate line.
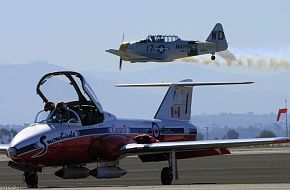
[211, 55, 216, 60]
[24, 171, 38, 188]
[161, 167, 173, 185]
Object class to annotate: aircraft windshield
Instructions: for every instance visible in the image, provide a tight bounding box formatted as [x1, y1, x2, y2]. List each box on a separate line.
[35, 110, 51, 123]
[35, 109, 81, 124]
[144, 35, 180, 42]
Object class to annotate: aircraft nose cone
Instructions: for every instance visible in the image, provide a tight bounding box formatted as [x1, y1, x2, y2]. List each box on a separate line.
[7, 147, 18, 159]
[119, 43, 129, 51]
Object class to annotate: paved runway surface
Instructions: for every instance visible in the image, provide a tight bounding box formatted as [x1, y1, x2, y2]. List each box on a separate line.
[0, 150, 290, 189]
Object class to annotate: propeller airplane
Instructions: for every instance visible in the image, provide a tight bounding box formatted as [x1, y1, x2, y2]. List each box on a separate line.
[106, 23, 228, 70]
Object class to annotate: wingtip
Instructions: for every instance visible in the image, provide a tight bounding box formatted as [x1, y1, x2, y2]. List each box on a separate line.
[279, 137, 290, 143]
[105, 49, 114, 53]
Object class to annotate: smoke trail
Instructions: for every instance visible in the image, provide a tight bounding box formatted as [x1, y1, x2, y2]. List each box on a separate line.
[247, 57, 254, 68]
[217, 50, 237, 63]
[177, 50, 290, 70]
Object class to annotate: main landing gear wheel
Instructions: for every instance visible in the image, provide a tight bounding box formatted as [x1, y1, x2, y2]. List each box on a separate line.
[24, 171, 38, 188]
[161, 167, 173, 185]
[211, 55, 216, 60]
[161, 151, 178, 185]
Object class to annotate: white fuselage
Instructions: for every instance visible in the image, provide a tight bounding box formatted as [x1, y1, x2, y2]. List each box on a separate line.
[9, 112, 197, 166]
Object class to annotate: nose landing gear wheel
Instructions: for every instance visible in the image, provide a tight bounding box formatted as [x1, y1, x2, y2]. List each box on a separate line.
[211, 55, 216, 60]
[161, 167, 173, 185]
[24, 171, 38, 188]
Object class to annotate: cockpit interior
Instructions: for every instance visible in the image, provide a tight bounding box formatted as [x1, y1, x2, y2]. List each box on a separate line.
[139, 35, 180, 43]
[35, 72, 104, 126]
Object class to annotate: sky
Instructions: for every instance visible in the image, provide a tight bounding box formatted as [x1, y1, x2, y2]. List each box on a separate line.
[1, 1, 290, 124]
[0, 0, 290, 72]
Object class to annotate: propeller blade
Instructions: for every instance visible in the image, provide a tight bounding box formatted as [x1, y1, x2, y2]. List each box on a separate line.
[119, 33, 125, 70]
[122, 33, 125, 43]
[119, 58, 123, 70]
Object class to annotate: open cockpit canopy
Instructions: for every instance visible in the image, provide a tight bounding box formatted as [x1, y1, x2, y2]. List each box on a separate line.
[36, 71, 104, 125]
[139, 35, 180, 43]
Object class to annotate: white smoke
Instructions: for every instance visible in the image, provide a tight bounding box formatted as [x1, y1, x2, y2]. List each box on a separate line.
[177, 49, 290, 70]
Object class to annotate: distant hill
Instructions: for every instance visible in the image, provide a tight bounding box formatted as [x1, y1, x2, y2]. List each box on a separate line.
[192, 112, 286, 138]
[85, 63, 290, 117]
[192, 112, 278, 128]
[1, 62, 290, 124]
[0, 62, 64, 124]
[0, 62, 159, 124]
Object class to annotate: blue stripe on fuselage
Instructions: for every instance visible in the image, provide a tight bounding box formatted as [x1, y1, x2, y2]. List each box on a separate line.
[77, 127, 186, 136]
[129, 128, 151, 134]
[78, 128, 109, 136]
[163, 128, 184, 134]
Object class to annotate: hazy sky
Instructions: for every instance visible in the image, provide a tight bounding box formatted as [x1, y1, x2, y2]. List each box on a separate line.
[1, 1, 290, 124]
[0, 0, 290, 72]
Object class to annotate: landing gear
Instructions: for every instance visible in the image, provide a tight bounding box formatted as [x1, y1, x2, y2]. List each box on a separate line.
[161, 167, 173, 185]
[211, 55, 216, 60]
[160, 151, 178, 185]
[24, 170, 38, 188]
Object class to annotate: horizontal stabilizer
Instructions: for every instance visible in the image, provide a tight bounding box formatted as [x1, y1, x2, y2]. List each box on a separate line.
[115, 81, 254, 87]
[116, 80, 253, 121]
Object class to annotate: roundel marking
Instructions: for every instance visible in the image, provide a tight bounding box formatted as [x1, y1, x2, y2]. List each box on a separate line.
[152, 122, 160, 138]
[156, 45, 169, 54]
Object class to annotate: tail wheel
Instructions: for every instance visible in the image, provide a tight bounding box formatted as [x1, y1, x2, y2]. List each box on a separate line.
[161, 167, 173, 185]
[24, 171, 38, 188]
[211, 55, 216, 60]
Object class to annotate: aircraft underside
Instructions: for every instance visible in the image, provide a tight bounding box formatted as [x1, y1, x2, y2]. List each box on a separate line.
[7, 131, 230, 187]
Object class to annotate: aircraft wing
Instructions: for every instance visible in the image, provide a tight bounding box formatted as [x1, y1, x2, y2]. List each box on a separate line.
[115, 81, 253, 87]
[120, 137, 289, 156]
[106, 49, 127, 57]
[0, 144, 9, 155]
[106, 49, 161, 62]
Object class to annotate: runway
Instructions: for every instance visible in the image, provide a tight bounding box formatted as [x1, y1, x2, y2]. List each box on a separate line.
[0, 149, 290, 189]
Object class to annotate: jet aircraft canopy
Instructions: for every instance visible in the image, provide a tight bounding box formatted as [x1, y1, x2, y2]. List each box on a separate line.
[36, 71, 104, 125]
[139, 35, 180, 43]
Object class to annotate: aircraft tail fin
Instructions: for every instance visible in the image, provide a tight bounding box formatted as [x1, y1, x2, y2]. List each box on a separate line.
[155, 79, 193, 121]
[206, 23, 228, 52]
[116, 80, 253, 121]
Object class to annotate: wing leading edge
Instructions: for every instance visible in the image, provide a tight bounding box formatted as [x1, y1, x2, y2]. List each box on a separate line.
[106, 49, 161, 62]
[0, 144, 9, 155]
[120, 137, 290, 156]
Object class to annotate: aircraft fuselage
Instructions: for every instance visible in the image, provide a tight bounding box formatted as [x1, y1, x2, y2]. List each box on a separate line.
[10, 113, 197, 166]
[123, 40, 217, 62]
